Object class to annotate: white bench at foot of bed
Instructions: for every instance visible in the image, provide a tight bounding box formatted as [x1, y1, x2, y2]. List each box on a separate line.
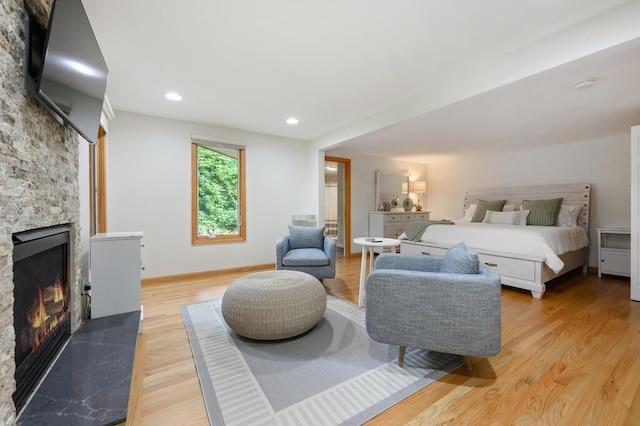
[400, 241, 588, 298]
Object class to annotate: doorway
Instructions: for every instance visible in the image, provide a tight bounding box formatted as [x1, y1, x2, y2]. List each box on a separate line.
[324, 156, 351, 257]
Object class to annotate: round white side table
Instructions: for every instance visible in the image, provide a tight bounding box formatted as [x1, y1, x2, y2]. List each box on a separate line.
[352, 237, 401, 306]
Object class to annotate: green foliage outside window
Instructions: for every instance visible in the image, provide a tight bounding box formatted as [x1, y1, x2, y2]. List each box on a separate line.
[197, 145, 239, 236]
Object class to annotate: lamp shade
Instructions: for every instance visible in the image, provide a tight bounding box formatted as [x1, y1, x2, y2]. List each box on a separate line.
[413, 181, 427, 193]
[401, 182, 409, 193]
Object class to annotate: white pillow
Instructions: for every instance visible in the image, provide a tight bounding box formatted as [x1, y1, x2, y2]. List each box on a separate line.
[502, 204, 516, 212]
[483, 210, 529, 226]
[570, 205, 582, 226]
[557, 204, 582, 227]
[461, 204, 477, 221]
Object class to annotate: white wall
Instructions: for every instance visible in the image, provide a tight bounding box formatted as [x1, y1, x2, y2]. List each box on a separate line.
[324, 148, 429, 254]
[104, 112, 629, 274]
[425, 133, 630, 266]
[106, 111, 311, 278]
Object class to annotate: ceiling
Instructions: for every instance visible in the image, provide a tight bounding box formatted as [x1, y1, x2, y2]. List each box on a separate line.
[82, 0, 640, 162]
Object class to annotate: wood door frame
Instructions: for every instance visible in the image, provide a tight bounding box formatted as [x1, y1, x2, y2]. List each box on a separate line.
[90, 126, 107, 235]
[631, 125, 640, 301]
[325, 155, 352, 257]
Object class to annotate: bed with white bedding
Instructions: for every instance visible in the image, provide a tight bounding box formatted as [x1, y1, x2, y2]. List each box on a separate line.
[400, 183, 591, 298]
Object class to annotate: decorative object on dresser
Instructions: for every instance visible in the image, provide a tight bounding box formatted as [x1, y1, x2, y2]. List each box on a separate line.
[181, 294, 463, 426]
[413, 181, 427, 211]
[400, 181, 414, 211]
[597, 228, 630, 278]
[400, 183, 591, 298]
[402, 197, 414, 212]
[398, 180, 427, 211]
[390, 194, 401, 209]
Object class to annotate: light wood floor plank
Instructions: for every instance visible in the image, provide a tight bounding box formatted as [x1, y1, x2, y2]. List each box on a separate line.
[127, 256, 640, 425]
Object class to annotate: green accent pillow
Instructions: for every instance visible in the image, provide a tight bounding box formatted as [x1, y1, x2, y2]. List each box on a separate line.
[522, 198, 563, 226]
[440, 242, 479, 274]
[471, 199, 507, 222]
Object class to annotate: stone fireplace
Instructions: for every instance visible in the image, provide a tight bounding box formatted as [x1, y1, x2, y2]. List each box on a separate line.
[1, 0, 84, 423]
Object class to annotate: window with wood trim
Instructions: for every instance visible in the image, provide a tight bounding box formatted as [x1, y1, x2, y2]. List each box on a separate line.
[191, 142, 246, 244]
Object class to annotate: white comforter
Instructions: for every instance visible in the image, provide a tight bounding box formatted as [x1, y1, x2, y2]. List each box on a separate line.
[416, 222, 589, 273]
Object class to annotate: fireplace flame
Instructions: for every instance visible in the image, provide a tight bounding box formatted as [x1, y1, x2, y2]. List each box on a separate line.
[31, 287, 48, 329]
[28, 278, 67, 350]
[53, 276, 64, 303]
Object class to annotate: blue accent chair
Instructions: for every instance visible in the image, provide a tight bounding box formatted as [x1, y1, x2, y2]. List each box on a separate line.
[365, 250, 501, 368]
[276, 225, 336, 280]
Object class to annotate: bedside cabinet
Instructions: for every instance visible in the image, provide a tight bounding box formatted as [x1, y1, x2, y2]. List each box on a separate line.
[597, 228, 630, 278]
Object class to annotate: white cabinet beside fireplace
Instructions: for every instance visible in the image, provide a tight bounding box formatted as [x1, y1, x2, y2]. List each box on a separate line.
[90, 232, 143, 326]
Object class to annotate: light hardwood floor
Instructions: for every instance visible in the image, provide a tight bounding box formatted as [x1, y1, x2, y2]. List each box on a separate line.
[130, 256, 640, 425]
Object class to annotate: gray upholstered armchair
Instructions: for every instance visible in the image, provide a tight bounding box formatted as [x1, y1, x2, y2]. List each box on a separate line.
[276, 225, 336, 280]
[365, 245, 501, 368]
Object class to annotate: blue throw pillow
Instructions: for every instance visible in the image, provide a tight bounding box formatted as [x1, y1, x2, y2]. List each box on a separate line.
[440, 242, 479, 274]
[288, 225, 325, 250]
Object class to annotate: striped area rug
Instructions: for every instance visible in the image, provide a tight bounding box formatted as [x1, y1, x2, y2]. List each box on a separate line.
[181, 294, 463, 425]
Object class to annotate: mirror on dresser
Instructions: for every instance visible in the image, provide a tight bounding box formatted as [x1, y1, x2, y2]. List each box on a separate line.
[375, 169, 410, 212]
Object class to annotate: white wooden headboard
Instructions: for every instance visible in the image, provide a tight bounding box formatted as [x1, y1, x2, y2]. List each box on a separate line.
[464, 183, 591, 231]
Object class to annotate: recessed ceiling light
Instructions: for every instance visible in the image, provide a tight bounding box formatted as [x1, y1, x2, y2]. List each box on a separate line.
[286, 117, 299, 125]
[574, 79, 595, 90]
[165, 92, 183, 101]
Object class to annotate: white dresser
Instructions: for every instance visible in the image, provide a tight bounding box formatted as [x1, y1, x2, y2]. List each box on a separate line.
[90, 232, 144, 327]
[368, 211, 431, 240]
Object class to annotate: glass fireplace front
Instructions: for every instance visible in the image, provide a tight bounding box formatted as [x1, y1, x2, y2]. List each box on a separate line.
[12, 225, 71, 412]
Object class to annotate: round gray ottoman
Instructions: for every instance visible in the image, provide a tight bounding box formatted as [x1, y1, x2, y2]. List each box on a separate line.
[221, 270, 327, 340]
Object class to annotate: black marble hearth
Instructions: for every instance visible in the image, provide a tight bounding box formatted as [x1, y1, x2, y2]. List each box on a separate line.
[17, 311, 140, 426]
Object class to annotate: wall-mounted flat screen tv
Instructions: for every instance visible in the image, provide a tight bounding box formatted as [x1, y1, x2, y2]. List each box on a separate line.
[24, 0, 108, 145]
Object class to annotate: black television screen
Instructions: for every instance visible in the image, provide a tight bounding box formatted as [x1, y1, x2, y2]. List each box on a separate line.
[25, 0, 108, 145]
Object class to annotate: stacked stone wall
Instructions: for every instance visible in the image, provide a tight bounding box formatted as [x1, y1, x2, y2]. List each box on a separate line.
[0, 0, 82, 423]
